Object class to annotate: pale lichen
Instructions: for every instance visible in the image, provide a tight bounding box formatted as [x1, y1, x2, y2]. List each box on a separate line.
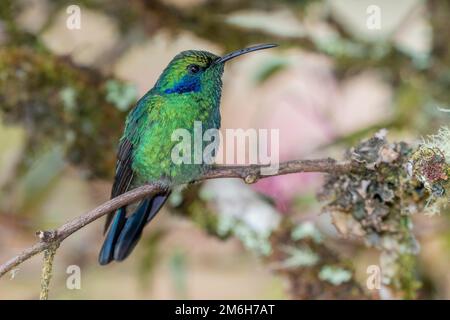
[318, 265, 352, 286]
[421, 126, 450, 160]
[105, 80, 138, 111]
[278, 245, 320, 268]
[291, 222, 323, 244]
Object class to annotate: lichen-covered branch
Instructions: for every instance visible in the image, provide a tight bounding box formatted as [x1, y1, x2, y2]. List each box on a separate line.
[319, 129, 450, 298]
[39, 242, 59, 300]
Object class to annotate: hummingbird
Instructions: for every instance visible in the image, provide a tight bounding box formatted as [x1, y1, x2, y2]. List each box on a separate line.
[99, 43, 278, 265]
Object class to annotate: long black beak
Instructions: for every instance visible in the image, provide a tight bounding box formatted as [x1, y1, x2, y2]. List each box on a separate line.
[215, 43, 278, 64]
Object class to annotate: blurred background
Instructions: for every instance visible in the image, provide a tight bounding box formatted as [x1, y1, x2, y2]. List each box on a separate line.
[0, 0, 449, 299]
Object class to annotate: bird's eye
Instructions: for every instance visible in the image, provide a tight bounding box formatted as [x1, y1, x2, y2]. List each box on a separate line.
[187, 64, 201, 74]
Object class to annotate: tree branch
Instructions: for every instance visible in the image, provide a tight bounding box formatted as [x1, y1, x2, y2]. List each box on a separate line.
[0, 158, 356, 279]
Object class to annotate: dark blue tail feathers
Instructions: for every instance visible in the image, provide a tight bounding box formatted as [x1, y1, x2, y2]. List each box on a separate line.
[98, 192, 170, 265]
[98, 207, 127, 265]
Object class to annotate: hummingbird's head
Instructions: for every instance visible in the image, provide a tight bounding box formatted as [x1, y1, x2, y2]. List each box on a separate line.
[155, 44, 278, 96]
[155, 50, 222, 95]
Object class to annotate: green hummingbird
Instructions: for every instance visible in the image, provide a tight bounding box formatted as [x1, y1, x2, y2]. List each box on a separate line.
[99, 43, 277, 265]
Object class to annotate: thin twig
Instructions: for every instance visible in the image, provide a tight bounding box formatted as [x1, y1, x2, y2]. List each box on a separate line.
[0, 159, 356, 278]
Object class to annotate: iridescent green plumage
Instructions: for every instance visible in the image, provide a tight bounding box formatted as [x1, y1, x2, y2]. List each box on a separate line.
[127, 51, 223, 185]
[99, 44, 277, 265]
